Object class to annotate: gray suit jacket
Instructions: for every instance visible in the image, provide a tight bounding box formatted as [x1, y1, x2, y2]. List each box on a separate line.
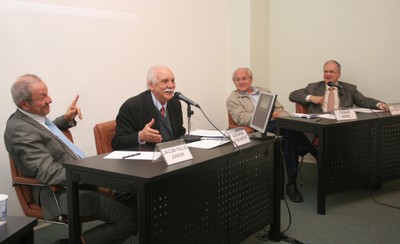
[289, 81, 381, 113]
[4, 109, 85, 219]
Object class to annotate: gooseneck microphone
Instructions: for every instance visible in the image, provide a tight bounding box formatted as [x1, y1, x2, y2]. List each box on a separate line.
[174, 92, 200, 108]
[327, 81, 344, 90]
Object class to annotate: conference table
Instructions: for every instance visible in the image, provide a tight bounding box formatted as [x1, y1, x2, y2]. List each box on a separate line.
[65, 139, 282, 243]
[276, 111, 400, 215]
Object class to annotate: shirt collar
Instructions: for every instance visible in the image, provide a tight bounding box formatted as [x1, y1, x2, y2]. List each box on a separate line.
[18, 108, 46, 126]
[326, 84, 336, 91]
[239, 87, 259, 95]
[150, 92, 167, 110]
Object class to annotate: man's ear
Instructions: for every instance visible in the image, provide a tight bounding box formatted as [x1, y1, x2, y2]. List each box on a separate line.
[19, 101, 29, 111]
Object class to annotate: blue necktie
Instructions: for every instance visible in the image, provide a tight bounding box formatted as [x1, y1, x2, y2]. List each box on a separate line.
[45, 118, 86, 159]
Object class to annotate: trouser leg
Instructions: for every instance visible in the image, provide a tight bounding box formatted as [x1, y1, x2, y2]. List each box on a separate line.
[61, 190, 137, 244]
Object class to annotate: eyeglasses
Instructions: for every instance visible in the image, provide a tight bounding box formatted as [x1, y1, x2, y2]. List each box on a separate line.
[233, 76, 250, 82]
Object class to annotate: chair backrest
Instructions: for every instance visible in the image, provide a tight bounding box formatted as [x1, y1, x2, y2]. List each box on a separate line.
[9, 156, 44, 219]
[227, 112, 254, 134]
[63, 129, 73, 143]
[9, 129, 73, 220]
[93, 120, 116, 155]
[295, 102, 309, 114]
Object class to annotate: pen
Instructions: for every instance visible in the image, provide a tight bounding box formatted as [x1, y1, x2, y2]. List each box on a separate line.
[315, 118, 322, 122]
[122, 153, 141, 159]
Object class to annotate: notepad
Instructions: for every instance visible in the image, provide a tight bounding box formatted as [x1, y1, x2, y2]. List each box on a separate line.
[104, 151, 161, 160]
[292, 113, 320, 119]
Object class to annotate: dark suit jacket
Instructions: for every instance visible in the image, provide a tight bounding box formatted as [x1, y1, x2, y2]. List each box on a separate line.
[112, 90, 186, 150]
[4, 109, 80, 219]
[289, 81, 381, 113]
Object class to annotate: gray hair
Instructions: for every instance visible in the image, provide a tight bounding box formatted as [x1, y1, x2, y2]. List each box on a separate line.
[232, 67, 253, 81]
[324, 60, 341, 72]
[146, 65, 170, 88]
[11, 74, 42, 107]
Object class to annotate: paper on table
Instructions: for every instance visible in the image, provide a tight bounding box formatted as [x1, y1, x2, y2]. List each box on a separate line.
[187, 139, 230, 149]
[104, 151, 161, 160]
[189, 129, 227, 138]
[349, 108, 386, 113]
[318, 114, 336, 119]
[292, 113, 320, 119]
[292, 113, 336, 120]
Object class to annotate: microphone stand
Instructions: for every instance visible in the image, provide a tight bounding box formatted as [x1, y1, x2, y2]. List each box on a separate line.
[182, 104, 201, 142]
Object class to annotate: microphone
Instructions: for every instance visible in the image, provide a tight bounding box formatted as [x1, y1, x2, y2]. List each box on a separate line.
[327, 81, 344, 90]
[174, 92, 200, 108]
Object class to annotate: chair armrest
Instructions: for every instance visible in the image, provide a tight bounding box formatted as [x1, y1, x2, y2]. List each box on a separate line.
[12, 176, 64, 192]
[13, 176, 44, 186]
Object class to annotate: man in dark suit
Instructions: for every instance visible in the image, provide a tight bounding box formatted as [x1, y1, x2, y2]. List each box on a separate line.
[289, 60, 388, 112]
[112, 65, 186, 150]
[4, 74, 136, 244]
[286, 60, 389, 201]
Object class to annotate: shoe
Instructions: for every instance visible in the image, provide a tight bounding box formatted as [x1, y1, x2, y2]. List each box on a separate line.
[52, 239, 69, 244]
[286, 184, 304, 202]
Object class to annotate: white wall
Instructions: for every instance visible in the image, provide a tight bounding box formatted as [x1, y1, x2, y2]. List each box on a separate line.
[0, 0, 233, 216]
[269, 0, 400, 113]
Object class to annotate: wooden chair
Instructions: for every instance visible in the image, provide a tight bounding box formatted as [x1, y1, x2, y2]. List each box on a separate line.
[227, 112, 254, 133]
[9, 129, 94, 225]
[295, 103, 319, 185]
[93, 120, 116, 154]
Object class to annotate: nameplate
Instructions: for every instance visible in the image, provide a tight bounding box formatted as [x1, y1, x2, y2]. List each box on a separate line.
[227, 128, 251, 147]
[389, 104, 400, 115]
[155, 139, 193, 165]
[334, 109, 357, 121]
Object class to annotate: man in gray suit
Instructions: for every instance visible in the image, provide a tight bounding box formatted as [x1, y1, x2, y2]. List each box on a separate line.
[4, 74, 136, 244]
[289, 60, 389, 112]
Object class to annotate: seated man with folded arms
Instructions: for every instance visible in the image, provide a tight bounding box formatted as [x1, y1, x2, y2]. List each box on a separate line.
[4, 74, 136, 244]
[226, 67, 317, 203]
[112, 65, 186, 150]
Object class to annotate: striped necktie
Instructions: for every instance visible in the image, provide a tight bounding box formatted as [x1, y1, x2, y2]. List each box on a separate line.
[160, 106, 165, 117]
[327, 87, 335, 112]
[45, 118, 86, 159]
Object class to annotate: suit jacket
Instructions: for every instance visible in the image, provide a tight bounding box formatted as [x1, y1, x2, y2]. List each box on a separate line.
[289, 81, 381, 113]
[112, 90, 186, 150]
[226, 86, 288, 126]
[4, 109, 80, 219]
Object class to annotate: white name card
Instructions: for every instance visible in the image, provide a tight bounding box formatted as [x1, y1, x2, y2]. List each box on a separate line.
[156, 139, 193, 165]
[334, 109, 357, 121]
[389, 104, 400, 115]
[227, 128, 251, 147]
[161, 144, 193, 165]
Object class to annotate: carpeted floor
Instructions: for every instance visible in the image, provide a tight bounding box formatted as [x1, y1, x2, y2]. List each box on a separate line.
[34, 162, 400, 244]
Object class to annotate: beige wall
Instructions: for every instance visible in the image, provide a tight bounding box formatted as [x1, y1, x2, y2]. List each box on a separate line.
[1, 0, 399, 217]
[268, 0, 400, 113]
[0, 0, 233, 216]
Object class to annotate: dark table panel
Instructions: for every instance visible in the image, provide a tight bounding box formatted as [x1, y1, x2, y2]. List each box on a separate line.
[0, 216, 37, 244]
[276, 112, 400, 214]
[65, 139, 281, 243]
